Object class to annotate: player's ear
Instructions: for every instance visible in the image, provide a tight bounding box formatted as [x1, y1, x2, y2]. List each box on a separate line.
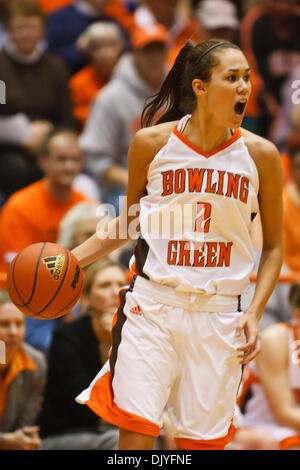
[192, 78, 207, 97]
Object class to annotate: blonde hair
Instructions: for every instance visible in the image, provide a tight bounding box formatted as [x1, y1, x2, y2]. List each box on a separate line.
[57, 202, 106, 250]
[83, 258, 122, 296]
[77, 21, 124, 55]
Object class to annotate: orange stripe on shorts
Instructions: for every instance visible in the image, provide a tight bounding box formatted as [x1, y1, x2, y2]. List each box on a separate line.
[85, 370, 160, 437]
[174, 422, 236, 450]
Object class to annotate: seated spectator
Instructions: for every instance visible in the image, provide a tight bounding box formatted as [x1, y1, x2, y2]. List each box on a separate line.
[46, 0, 128, 74]
[195, 0, 239, 43]
[57, 201, 103, 251]
[104, 0, 135, 34]
[57, 201, 136, 285]
[80, 23, 169, 210]
[0, 0, 77, 201]
[133, 0, 204, 67]
[283, 144, 300, 273]
[70, 21, 124, 127]
[0, 289, 47, 450]
[39, 258, 127, 450]
[233, 280, 300, 450]
[272, 69, 300, 152]
[240, 0, 300, 137]
[0, 129, 90, 353]
[241, 212, 293, 330]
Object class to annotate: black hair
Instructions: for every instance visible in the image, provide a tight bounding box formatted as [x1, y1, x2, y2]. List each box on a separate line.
[141, 38, 241, 128]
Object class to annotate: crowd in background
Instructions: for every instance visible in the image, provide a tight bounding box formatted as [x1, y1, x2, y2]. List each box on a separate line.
[0, 0, 300, 451]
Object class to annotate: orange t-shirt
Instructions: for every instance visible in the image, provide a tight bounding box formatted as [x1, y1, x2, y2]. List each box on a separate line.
[36, 0, 72, 14]
[283, 182, 300, 272]
[104, 0, 135, 34]
[0, 348, 36, 425]
[69, 64, 107, 126]
[0, 179, 88, 287]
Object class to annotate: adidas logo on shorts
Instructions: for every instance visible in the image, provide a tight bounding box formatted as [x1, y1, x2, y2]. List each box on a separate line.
[130, 305, 142, 316]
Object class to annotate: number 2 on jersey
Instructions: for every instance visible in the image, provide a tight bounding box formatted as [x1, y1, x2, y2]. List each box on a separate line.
[195, 202, 211, 233]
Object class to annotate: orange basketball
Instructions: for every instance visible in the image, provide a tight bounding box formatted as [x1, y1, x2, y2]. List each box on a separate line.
[7, 242, 83, 320]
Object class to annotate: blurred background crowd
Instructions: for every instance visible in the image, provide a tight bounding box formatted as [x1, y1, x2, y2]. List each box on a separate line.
[0, 0, 300, 451]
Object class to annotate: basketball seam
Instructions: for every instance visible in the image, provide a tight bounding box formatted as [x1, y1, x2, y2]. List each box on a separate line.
[33, 248, 70, 316]
[12, 243, 47, 315]
[30, 264, 82, 319]
[14, 242, 46, 308]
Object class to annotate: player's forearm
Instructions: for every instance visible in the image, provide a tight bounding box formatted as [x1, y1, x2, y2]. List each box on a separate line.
[248, 244, 283, 320]
[71, 216, 130, 268]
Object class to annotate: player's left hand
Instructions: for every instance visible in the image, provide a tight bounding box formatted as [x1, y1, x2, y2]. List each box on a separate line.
[235, 311, 261, 365]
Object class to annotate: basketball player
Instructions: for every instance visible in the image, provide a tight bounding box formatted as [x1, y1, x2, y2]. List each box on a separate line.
[72, 39, 283, 450]
[234, 281, 300, 450]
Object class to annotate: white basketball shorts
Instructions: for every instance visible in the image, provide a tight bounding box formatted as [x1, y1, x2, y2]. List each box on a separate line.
[76, 275, 246, 450]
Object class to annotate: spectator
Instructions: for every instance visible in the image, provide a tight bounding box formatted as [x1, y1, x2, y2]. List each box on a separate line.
[241, 213, 293, 330]
[133, 0, 204, 66]
[57, 201, 135, 281]
[70, 21, 124, 127]
[240, 0, 300, 137]
[57, 201, 103, 251]
[233, 280, 300, 450]
[46, 0, 128, 74]
[0, 289, 47, 450]
[0, 0, 76, 201]
[0, 129, 90, 353]
[104, 0, 135, 34]
[272, 66, 300, 151]
[39, 258, 127, 450]
[283, 144, 300, 273]
[80, 23, 169, 210]
[195, 0, 239, 43]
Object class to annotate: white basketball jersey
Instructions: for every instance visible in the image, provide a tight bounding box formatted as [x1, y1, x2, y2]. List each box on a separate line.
[130, 114, 259, 295]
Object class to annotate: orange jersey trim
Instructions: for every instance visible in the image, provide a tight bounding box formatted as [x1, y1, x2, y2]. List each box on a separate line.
[280, 434, 300, 450]
[85, 370, 161, 437]
[237, 366, 260, 408]
[173, 126, 242, 159]
[174, 422, 236, 450]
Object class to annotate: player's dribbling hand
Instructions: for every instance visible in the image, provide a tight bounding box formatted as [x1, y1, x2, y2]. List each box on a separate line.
[235, 311, 261, 365]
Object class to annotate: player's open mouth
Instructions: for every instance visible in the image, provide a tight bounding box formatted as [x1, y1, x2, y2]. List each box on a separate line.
[234, 101, 247, 118]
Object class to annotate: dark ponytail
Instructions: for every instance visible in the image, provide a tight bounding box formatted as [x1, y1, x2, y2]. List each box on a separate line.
[141, 38, 241, 128]
[141, 41, 194, 128]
